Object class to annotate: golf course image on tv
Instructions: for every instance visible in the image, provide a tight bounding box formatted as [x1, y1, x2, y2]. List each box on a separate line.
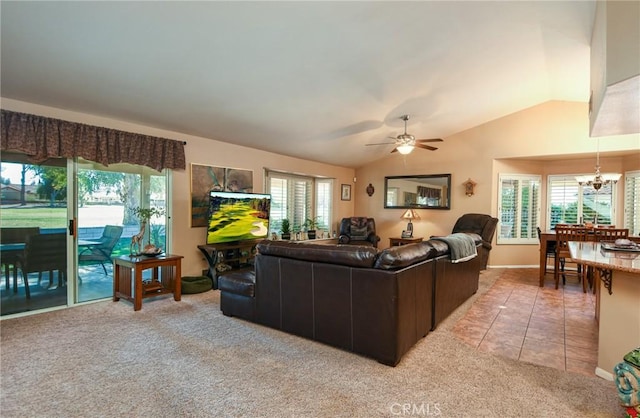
[206, 191, 271, 244]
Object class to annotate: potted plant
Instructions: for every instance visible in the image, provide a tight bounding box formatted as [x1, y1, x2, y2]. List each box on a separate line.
[280, 218, 291, 240]
[304, 217, 319, 240]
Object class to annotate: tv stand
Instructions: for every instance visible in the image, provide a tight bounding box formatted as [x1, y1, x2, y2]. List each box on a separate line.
[198, 240, 261, 289]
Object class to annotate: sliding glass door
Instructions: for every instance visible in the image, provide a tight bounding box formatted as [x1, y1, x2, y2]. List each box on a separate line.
[75, 159, 168, 303]
[0, 154, 69, 316]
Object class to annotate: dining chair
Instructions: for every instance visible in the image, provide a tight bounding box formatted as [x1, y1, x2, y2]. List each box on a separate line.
[593, 227, 629, 242]
[588, 227, 630, 294]
[537, 226, 563, 275]
[554, 226, 589, 292]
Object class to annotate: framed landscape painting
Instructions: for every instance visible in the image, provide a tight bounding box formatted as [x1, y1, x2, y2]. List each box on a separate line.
[190, 163, 253, 227]
[341, 184, 351, 201]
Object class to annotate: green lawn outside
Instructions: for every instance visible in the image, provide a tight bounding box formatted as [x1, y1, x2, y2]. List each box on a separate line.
[1, 206, 164, 257]
[0, 207, 67, 228]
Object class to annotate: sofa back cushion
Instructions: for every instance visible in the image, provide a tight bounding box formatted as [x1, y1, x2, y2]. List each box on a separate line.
[256, 240, 377, 268]
[374, 242, 437, 270]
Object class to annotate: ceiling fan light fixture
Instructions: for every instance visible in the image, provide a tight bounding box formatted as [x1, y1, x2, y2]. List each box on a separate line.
[396, 144, 414, 154]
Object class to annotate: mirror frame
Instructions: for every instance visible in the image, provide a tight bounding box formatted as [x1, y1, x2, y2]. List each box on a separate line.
[384, 174, 451, 210]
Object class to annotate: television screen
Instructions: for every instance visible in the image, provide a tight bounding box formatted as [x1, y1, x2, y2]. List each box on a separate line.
[206, 191, 271, 245]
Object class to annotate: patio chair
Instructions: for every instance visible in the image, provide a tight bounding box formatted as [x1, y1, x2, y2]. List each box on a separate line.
[79, 225, 123, 274]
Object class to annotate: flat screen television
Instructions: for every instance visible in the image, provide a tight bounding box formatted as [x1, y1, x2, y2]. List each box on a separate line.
[206, 191, 271, 245]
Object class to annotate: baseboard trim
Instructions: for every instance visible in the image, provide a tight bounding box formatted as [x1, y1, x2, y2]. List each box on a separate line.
[595, 367, 613, 381]
[487, 265, 538, 269]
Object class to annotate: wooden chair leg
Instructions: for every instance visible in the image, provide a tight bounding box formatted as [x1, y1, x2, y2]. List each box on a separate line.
[22, 272, 30, 299]
[553, 255, 560, 289]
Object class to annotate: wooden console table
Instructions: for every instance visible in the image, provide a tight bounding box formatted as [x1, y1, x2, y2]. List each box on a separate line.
[113, 254, 183, 311]
[389, 237, 423, 247]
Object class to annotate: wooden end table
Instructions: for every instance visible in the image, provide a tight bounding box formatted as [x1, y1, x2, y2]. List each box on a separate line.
[389, 237, 424, 247]
[113, 254, 183, 311]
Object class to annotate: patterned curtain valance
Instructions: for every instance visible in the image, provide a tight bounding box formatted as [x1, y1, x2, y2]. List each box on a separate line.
[1, 109, 186, 171]
[417, 185, 441, 199]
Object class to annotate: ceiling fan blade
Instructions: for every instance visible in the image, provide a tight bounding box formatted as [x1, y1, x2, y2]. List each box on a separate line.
[365, 142, 395, 146]
[416, 138, 443, 143]
[415, 143, 438, 151]
[390, 147, 398, 153]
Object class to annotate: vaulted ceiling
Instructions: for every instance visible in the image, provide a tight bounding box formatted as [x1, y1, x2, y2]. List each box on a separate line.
[1, 1, 596, 168]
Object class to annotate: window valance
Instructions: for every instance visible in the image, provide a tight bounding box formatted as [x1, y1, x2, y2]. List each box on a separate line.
[1, 109, 186, 171]
[417, 185, 441, 199]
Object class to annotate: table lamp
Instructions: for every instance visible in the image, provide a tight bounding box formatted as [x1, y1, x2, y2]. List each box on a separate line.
[401, 209, 420, 238]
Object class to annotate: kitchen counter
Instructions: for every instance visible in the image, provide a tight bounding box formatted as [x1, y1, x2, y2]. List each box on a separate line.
[569, 241, 640, 379]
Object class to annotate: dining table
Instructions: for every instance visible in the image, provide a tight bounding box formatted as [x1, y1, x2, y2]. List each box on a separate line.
[0, 239, 101, 292]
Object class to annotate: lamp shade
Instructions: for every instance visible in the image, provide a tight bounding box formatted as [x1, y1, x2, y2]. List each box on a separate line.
[401, 209, 420, 220]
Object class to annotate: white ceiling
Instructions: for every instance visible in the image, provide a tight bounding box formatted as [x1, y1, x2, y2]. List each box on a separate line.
[0, 1, 597, 168]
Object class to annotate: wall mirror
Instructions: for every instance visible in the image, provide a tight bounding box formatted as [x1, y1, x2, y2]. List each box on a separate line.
[384, 174, 451, 209]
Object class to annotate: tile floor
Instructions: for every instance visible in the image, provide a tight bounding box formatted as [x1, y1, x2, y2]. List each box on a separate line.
[453, 268, 598, 377]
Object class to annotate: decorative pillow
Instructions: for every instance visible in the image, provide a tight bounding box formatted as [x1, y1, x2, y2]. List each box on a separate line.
[350, 225, 368, 241]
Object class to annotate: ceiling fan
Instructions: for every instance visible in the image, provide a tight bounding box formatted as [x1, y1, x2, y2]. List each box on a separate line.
[365, 115, 443, 154]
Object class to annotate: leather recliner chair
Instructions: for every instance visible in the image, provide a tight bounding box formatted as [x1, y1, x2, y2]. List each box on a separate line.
[338, 217, 380, 248]
[451, 213, 498, 270]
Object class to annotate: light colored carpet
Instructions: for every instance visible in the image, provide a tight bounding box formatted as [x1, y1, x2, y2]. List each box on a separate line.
[0, 269, 620, 417]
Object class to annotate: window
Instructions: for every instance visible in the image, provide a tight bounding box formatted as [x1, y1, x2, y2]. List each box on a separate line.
[266, 170, 333, 234]
[497, 174, 540, 244]
[624, 171, 640, 236]
[547, 175, 615, 228]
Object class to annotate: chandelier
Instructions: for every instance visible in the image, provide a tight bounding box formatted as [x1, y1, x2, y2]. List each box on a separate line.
[575, 139, 621, 190]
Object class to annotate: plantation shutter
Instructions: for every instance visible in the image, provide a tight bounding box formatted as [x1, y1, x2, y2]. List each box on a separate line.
[315, 179, 332, 230]
[548, 176, 580, 227]
[292, 178, 312, 231]
[266, 170, 331, 236]
[624, 171, 640, 236]
[269, 177, 288, 226]
[548, 175, 615, 228]
[498, 174, 540, 244]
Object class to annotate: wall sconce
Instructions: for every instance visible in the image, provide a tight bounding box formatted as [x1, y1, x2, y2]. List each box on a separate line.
[463, 178, 477, 197]
[366, 183, 375, 196]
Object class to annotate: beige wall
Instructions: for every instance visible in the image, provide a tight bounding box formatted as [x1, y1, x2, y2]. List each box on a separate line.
[355, 100, 640, 267]
[2, 98, 638, 272]
[1, 98, 356, 276]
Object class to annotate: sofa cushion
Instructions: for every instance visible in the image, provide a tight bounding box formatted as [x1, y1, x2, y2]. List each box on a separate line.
[427, 239, 450, 257]
[257, 240, 377, 268]
[374, 242, 437, 270]
[350, 225, 369, 241]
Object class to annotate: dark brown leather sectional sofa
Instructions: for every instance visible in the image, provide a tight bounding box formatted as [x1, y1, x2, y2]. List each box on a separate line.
[218, 235, 483, 366]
